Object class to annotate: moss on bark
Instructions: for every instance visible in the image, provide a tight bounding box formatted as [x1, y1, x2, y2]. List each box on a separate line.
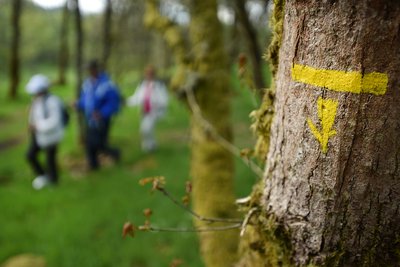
[236, 182, 293, 267]
[189, 2, 239, 266]
[251, 0, 285, 161]
[145, 1, 239, 266]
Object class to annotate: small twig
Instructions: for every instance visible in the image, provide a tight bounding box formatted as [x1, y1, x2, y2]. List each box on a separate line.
[185, 87, 264, 178]
[240, 207, 258, 236]
[145, 223, 243, 233]
[158, 187, 243, 224]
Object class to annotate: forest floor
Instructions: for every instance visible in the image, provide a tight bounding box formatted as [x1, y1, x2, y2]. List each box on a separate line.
[0, 71, 262, 267]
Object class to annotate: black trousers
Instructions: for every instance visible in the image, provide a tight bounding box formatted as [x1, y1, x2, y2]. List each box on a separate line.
[26, 134, 58, 183]
[85, 119, 119, 170]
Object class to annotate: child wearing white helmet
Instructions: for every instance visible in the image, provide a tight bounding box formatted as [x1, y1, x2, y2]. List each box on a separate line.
[26, 74, 65, 190]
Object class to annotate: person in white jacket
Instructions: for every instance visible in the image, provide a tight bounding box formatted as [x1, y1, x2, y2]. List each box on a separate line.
[25, 74, 64, 190]
[127, 65, 168, 152]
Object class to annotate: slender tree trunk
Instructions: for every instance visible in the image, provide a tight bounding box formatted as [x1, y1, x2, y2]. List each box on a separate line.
[144, 1, 239, 265]
[102, 0, 112, 69]
[8, 0, 22, 100]
[57, 2, 70, 85]
[239, 1, 400, 266]
[70, 0, 84, 143]
[71, 0, 83, 97]
[234, 0, 266, 93]
[189, 1, 239, 266]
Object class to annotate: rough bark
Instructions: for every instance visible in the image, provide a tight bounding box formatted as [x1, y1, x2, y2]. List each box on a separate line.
[256, 1, 400, 266]
[57, 2, 70, 85]
[8, 0, 22, 100]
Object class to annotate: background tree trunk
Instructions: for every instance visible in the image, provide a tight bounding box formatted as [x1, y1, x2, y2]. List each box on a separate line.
[70, 0, 85, 143]
[239, 1, 400, 266]
[102, 0, 112, 69]
[234, 0, 266, 94]
[71, 0, 83, 97]
[8, 0, 22, 100]
[189, 1, 239, 266]
[57, 2, 70, 85]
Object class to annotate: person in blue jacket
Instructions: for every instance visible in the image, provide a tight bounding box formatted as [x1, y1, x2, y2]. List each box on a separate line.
[77, 60, 121, 170]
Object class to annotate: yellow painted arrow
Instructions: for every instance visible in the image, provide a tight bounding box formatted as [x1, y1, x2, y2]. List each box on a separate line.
[307, 97, 338, 153]
[292, 64, 388, 95]
[292, 63, 388, 153]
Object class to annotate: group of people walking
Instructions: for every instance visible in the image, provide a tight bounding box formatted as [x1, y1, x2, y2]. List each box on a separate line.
[25, 60, 168, 190]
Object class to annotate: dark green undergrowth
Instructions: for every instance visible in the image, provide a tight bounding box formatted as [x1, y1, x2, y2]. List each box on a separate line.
[0, 66, 267, 267]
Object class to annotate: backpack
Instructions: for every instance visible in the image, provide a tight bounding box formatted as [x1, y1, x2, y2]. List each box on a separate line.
[61, 103, 70, 127]
[43, 94, 70, 127]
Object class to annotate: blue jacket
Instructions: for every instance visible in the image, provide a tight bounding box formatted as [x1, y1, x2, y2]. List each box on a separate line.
[77, 72, 120, 125]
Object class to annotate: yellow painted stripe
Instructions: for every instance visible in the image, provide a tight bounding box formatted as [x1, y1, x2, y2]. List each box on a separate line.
[291, 64, 388, 95]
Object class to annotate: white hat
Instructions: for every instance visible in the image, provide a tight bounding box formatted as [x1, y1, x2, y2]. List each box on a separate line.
[26, 74, 50, 95]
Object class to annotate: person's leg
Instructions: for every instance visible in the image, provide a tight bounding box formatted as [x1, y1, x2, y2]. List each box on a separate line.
[86, 127, 100, 170]
[100, 119, 120, 161]
[26, 134, 45, 176]
[140, 114, 157, 152]
[45, 144, 58, 184]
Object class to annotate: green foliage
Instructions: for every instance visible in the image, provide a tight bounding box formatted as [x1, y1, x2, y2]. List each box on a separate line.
[0, 66, 258, 266]
[21, 5, 62, 67]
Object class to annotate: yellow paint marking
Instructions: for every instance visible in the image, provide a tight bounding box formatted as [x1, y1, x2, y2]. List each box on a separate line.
[292, 64, 388, 95]
[307, 97, 338, 153]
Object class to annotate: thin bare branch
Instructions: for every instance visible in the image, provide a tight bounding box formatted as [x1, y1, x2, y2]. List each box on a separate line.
[157, 187, 243, 224]
[145, 223, 242, 233]
[185, 87, 264, 178]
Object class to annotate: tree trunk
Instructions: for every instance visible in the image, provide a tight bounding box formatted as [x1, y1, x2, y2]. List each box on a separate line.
[102, 0, 112, 69]
[145, 1, 241, 265]
[57, 2, 70, 85]
[240, 1, 400, 266]
[70, 0, 84, 143]
[8, 0, 22, 100]
[71, 0, 83, 97]
[189, 1, 239, 266]
[234, 0, 266, 93]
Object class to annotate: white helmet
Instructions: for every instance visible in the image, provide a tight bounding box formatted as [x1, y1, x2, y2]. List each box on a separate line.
[26, 74, 50, 95]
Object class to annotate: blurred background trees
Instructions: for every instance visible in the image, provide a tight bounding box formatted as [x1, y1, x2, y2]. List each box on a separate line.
[0, 0, 271, 98]
[0, 0, 271, 266]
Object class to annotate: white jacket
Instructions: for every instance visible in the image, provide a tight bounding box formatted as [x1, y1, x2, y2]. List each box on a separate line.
[29, 94, 64, 148]
[127, 80, 168, 117]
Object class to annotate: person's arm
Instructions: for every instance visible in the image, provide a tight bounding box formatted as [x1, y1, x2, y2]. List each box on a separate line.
[99, 87, 120, 119]
[28, 104, 35, 132]
[155, 81, 169, 108]
[126, 83, 143, 107]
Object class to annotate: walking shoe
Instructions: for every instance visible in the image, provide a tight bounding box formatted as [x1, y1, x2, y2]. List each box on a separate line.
[32, 175, 50, 190]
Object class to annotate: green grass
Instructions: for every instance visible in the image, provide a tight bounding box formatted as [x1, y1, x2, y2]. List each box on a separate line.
[0, 67, 264, 267]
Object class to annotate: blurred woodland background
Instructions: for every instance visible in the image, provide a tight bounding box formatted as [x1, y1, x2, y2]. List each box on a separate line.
[0, 0, 272, 266]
